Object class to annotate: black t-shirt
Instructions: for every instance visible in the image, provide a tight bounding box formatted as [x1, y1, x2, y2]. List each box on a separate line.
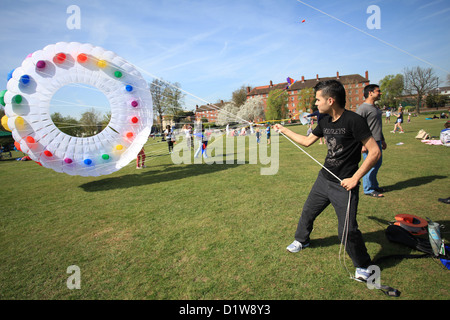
[312, 110, 372, 183]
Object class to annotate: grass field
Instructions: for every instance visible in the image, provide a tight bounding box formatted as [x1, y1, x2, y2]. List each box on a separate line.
[0, 114, 449, 300]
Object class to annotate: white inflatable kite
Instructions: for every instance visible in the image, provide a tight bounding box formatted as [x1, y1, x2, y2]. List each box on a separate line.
[3, 42, 153, 176]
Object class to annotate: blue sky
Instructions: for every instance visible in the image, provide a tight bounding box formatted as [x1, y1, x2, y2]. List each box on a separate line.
[1, 0, 449, 117]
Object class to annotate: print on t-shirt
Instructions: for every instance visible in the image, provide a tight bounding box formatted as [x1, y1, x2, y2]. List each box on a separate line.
[326, 136, 344, 167]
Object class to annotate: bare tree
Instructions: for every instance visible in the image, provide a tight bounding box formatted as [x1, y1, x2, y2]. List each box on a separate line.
[403, 66, 439, 114]
[162, 82, 185, 125]
[79, 108, 102, 137]
[231, 85, 251, 108]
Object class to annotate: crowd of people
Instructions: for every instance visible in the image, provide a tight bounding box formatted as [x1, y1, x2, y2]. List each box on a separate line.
[139, 121, 276, 166]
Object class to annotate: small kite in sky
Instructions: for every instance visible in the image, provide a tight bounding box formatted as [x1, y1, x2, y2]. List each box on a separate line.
[301, 19, 306, 23]
[286, 77, 296, 89]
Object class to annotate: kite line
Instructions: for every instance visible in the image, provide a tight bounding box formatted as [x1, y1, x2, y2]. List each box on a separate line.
[296, 0, 450, 74]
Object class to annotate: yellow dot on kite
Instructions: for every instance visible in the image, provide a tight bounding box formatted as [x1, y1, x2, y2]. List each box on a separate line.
[97, 60, 108, 68]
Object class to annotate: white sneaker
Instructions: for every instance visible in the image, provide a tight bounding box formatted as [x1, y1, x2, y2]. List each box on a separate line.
[286, 240, 309, 253]
[354, 267, 373, 282]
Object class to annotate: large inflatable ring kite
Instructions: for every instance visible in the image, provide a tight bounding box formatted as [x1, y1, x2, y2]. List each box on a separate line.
[4, 42, 153, 177]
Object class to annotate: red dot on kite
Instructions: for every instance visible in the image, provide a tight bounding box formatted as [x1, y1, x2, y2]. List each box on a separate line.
[54, 53, 66, 64]
[301, 19, 306, 23]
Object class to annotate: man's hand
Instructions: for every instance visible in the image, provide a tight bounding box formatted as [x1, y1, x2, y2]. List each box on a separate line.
[381, 140, 387, 150]
[341, 177, 359, 191]
[273, 124, 284, 133]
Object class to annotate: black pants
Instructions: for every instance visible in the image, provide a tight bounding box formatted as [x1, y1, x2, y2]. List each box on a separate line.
[168, 140, 173, 152]
[294, 171, 371, 268]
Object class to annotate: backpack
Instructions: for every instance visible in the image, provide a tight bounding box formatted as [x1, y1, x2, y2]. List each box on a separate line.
[374, 222, 450, 270]
[385, 225, 434, 256]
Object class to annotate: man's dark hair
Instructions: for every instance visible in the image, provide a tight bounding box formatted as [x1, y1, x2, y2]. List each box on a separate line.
[314, 80, 346, 108]
[363, 84, 380, 99]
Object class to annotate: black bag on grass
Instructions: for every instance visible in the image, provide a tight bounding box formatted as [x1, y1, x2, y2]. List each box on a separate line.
[385, 225, 435, 255]
[373, 225, 434, 264]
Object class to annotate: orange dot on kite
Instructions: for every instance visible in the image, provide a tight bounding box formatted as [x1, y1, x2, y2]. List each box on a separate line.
[77, 53, 88, 63]
[26, 136, 35, 144]
[126, 132, 134, 139]
[44, 150, 53, 157]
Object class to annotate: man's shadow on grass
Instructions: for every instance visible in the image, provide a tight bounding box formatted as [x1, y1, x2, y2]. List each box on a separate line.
[383, 175, 447, 192]
[79, 163, 240, 192]
[310, 217, 449, 270]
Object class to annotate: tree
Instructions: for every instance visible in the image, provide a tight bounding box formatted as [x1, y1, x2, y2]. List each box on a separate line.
[216, 101, 239, 126]
[231, 85, 251, 108]
[79, 108, 102, 137]
[379, 74, 404, 108]
[150, 78, 169, 131]
[403, 66, 439, 114]
[62, 115, 83, 137]
[236, 96, 265, 122]
[425, 93, 448, 109]
[162, 81, 185, 124]
[265, 89, 288, 121]
[296, 88, 315, 113]
[101, 112, 111, 131]
[51, 112, 82, 137]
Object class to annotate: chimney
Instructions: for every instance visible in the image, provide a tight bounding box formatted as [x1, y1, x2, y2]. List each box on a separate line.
[301, 76, 305, 83]
[196, 105, 198, 110]
[336, 71, 340, 79]
[221, 100, 224, 104]
[365, 70, 369, 80]
[247, 86, 251, 93]
[270, 80, 273, 87]
[316, 74, 319, 81]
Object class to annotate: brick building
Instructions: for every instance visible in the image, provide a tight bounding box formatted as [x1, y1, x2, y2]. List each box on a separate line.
[195, 100, 225, 123]
[246, 71, 370, 120]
